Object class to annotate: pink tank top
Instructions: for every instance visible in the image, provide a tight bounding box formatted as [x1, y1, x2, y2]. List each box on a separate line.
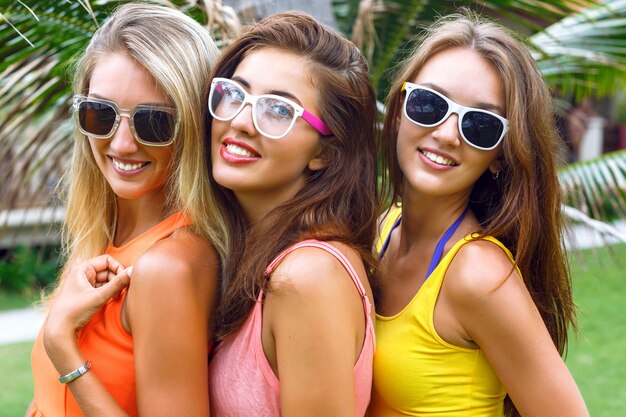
[209, 240, 375, 416]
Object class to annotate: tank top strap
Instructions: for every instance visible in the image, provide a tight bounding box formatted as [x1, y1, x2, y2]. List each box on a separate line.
[106, 211, 190, 266]
[379, 216, 402, 259]
[264, 239, 368, 298]
[376, 206, 403, 258]
[424, 207, 468, 280]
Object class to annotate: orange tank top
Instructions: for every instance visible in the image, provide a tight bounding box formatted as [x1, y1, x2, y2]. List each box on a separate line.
[30, 212, 189, 417]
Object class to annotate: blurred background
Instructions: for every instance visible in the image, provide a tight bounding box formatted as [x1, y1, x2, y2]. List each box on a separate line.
[0, 0, 625, 416]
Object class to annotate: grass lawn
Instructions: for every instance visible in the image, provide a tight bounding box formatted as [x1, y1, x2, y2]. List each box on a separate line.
[0, 341, 33, 417]
[567, 243, 626, 417]
[0, 244, 624, 415]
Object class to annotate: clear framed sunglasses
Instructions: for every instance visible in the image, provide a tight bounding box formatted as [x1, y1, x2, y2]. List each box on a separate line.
[208, 77, 333, 140]
[402, 82, 509, 151]
[73, 95, 179, 147]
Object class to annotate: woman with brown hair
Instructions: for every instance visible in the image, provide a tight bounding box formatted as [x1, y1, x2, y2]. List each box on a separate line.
[206, 12, 379, 417]
[371, 13, 588, 417]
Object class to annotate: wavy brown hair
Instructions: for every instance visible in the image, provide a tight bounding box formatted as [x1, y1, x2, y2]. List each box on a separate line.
[210, 12, 379, 340]
[380, 13, 575, 417]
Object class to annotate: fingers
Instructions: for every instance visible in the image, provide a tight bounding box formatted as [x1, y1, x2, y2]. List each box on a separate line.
[68, 255, 126, 288]
[96, 267, 132, 299]
[94, 270, 117, 287]
[102, 254, 125, 275]
[88, 254, 125, 276]
[49, 264, 132, 334]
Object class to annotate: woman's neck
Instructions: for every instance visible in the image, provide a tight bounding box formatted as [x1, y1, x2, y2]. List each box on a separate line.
[114, 194, 168, 246]
[397, 185, 474, 253]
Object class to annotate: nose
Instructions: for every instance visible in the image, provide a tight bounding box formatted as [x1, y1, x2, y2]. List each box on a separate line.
[229, 103, 257, 136]
[109, 115, 139, 153]
[431, 112, 462, 148]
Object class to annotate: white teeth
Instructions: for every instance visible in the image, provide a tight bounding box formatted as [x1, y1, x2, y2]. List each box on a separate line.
[226, 143, 256, 157]
[112, 158, 145, 172]
[422, 150, 456, 166]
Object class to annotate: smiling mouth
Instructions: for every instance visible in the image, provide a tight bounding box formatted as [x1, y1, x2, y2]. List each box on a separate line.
[111, 157, 149, 172]
[224, 143, 260, 158]
[421, 150, 457, 166]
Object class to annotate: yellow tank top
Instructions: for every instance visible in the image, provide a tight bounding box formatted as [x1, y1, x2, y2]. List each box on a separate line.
[370, 206, 508, 417]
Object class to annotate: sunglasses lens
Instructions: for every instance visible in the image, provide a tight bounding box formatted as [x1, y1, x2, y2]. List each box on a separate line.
[405, 86, 505, 150]
[133, 109, 177, 144]
[256, 97, 296, 138]
[461, 111, 505, 149]
[406, 89, 449, 126]
[78, 101, 116, 136]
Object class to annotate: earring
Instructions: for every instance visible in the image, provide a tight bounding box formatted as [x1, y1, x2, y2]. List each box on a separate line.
[492, 170, 500, 180]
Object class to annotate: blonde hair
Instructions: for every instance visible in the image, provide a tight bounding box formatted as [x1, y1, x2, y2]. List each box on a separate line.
[62, 2, 226, 268]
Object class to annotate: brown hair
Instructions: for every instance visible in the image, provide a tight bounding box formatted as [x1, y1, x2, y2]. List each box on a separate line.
[210, 12, 379, 339]
[381, 13, 575, 417]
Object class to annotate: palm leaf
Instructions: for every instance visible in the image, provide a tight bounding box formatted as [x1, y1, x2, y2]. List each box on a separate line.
[531, 0, 626, 100]
[0, 0, 99, 213]
[0, 0, 239, 213]
[560, 150, 626, 222]
[347, 0, 598, 98]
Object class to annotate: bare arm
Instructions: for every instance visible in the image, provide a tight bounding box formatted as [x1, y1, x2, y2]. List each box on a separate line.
[127, 231, 218, 416]
[262, 247, 371, 417]
[446, 241, 589, 417]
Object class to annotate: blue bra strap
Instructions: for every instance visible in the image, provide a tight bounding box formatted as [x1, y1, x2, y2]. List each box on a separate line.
[425, 208, 468, 280]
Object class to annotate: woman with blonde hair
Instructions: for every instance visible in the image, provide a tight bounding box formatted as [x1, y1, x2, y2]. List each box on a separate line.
[29, 3, 225, 416]
[371, 13, 589, 417]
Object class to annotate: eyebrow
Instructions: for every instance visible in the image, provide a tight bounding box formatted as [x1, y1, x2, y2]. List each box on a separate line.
[231, 76, 302, 105]
[420, 82, 505, 114]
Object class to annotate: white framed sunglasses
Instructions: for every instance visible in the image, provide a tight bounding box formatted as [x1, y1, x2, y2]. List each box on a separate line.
[208, 77, 333, 140]
[73, 95, 179, 147]
[402, 82, 509, 151]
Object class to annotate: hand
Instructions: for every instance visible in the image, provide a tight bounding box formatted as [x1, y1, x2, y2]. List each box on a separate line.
[45, 255, 132, 339]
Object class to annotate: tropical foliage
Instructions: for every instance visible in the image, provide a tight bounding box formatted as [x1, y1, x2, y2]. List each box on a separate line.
[1, 0, 626, 242]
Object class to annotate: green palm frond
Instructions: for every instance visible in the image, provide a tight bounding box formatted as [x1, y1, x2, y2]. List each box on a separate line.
[531, 0, 626, 99]
[346, 0, 597, 98]
[0, 0, 240, 214]
[560, 150, 626, 222]
[0, 0, 101, 210]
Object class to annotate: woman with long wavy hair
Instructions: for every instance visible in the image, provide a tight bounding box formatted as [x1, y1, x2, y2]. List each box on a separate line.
[371, 13, 588, 417]
[206, 12, 379, 416]
[29, 3, 225, 416]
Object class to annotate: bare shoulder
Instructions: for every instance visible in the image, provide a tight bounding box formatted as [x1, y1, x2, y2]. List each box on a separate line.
[444, 238, 522, 303]
[131, 227, 219, 289]
[124, 228, 219, 334]
[268, 242, 364, 298]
